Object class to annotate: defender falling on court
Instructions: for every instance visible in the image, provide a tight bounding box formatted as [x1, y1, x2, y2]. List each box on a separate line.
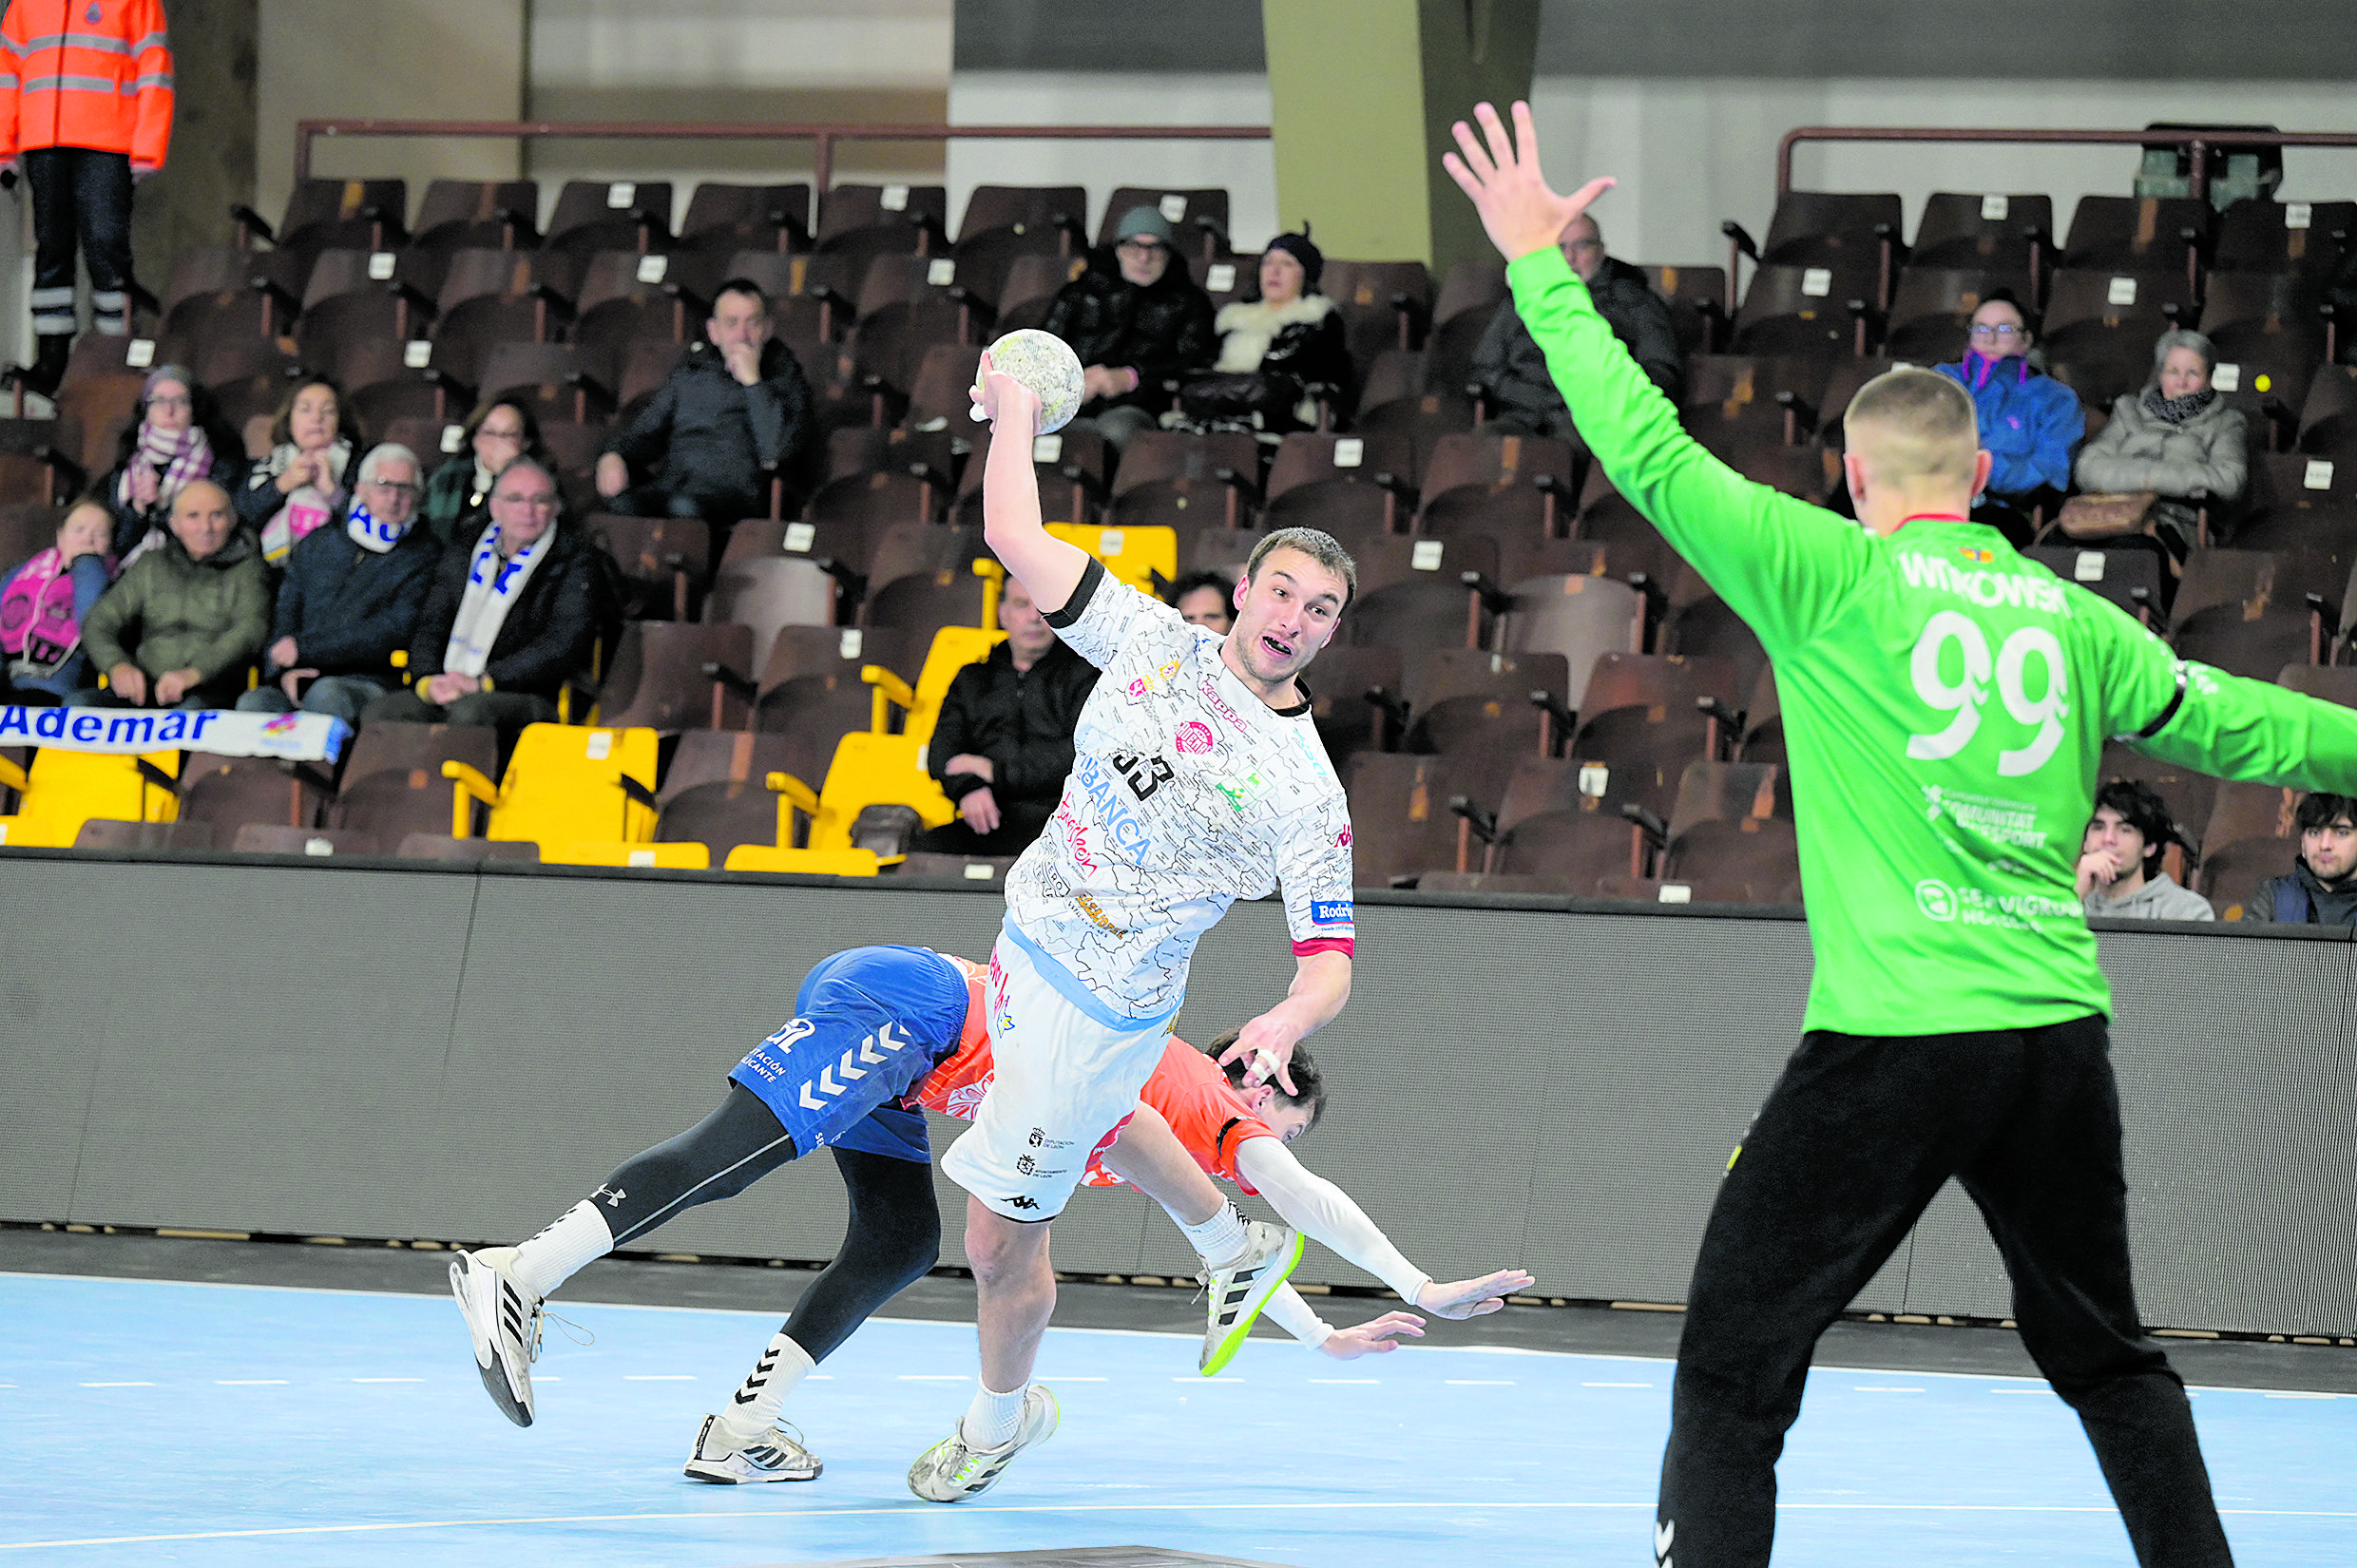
[1447, 101, 2357, 1568]
[917, 357, 1361, 1501]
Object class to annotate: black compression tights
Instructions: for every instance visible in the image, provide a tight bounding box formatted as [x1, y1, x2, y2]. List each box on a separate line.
[589, 1084, 943, 1365]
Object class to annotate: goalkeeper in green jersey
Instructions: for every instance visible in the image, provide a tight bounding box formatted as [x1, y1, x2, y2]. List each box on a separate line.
[1447, 102, 2357, 1568]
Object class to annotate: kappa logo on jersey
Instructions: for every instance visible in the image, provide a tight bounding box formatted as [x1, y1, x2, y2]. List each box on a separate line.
[1198, 678, 1247, 733]
[1174, 719, 1216, 755]
[1311, 899, 1352, 927]
[795, 1020, 912, 1111]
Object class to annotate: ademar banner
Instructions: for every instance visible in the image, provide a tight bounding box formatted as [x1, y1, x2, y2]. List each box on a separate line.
[0, 706, 351, 762]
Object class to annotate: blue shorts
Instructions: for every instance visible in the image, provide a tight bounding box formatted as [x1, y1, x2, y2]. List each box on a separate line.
[728, 946, 972, 1164]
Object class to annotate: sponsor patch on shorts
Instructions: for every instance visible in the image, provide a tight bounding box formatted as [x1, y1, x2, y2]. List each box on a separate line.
[1311, 899, 1352, 927]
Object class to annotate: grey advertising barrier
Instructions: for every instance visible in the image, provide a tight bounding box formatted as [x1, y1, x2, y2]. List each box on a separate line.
[2, 851, 2350, 1337]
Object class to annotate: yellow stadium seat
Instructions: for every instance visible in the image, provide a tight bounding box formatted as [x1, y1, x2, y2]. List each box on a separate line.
[863, 624, 1004, 747]
[1046, 522, 1177, 595]
[442, 723, 659, 848]
[764, 732, 954, 853]
[722, 844, 894, 876]
[541, 839, 711, 870]
[0, 747, 180, 848]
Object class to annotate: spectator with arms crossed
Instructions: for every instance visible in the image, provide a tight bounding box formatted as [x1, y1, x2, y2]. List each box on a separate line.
[2077, 779, 2212, 920]
[1447, 99, 2357, 1568]
[2248, 793, 2357, 926]
[1042, 206, 1217, 451]
[917, 576, 1098, 858]
[913, 355, 1359, 1503]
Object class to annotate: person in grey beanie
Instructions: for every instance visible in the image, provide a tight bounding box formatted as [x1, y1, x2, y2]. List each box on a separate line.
[1041, 204, 1217, 450]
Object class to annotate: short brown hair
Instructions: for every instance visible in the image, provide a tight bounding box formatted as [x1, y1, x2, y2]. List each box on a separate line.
[1843, 367, 1979, 488]
[1244, 526, 1356, 605]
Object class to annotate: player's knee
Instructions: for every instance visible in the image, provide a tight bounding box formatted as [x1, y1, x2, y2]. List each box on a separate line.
[963, 1211, 1045, 1285]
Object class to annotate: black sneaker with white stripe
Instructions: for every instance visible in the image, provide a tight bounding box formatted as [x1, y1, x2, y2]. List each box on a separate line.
[450, 1246, 544, 1427]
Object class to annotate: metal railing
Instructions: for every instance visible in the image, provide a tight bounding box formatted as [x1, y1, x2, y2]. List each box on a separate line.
[294, 118, 1273, 226]
[1776, 125, 2357, 200]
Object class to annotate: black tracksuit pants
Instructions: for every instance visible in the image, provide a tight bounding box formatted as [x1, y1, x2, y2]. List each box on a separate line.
[1656, 1016, 2234, 1567]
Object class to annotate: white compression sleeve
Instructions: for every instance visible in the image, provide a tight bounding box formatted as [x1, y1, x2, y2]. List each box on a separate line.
[1258, 1284, 1334, 1348]
[1234, 1137, 1432, 1305]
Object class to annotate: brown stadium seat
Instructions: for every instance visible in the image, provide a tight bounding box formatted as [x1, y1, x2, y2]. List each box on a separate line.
[1486, 807, 1647, 891]
[2039, 268, 2196, 362]
[585, 514, 712, 622]
[2276, 663, 2357, 709]
[2203, 779, 2304, 854]
[2024, 545, 2169, 623]
[1108, 430, 1263, 533]
[656, 730, 821, 857]
[475, 342, 611, 425]
[1659, 595, 1769, 698]
[54, 375, 144, 477]
[707, 556, 841, 673]
[594, 621, 756, 733]
[750, 623, 914, 698]
[953, 184, 1087, 247]
[1658, 815, 1802, 903]
[753, 673, 883, 775]
[543, 180, 673, 256]
[339, 339, 462, 433]
[1577, 651, 1743, 742]
[340, 721, 498, 794]
[2060, 195, 2210, 280]
[412, 180, 541, 254]
[1496, 573, 1645, 708]
[0, 500, 62, 566]
[1097, 187, 1232, 253]
[231, 824, 384, 857]
[2196, 338, 2317, 455]
[1337, 534, 1497, 656]
[2212, 198, 2355, 280]
[815, 184, 950, 279]
[2170, 548, 2309, 628]
[1641, 263, 1729, 357]
[2294, 369, 2357, 462]
[2198, 270, 2326, 363]
[1730, 260, 1877, 356]
[333, 778, 460, 856]
[1883, 266, 2035, 364]
[2172, 603, 2318, 678]
[1415, 430, 1579, 537]
[70, 819, 216, 851]
[1756, 192, 1906, 275]
[568, 250, 704, 392]
[239, 177, 408, 259]
[177, 753, 331, 838]
[678, 182, 812, 259]
[906, 342, 985, 429]
[994, 253, 1086, 334]
[1342, 752, 1469, 885]
[1325, 259, 1436, 367]
[2202, 835, 2302, 921]
[862, 564, 991, 655]
[2047, 350, 2157, 423]
[1432, 257, 1509, 331]
[2222, 515, 2357, 617]
[1262, 430, 1423, 538]
[1908, 193, 2054, 275]
[955, 421, 1108, 528]
[1399, 646, 1572, 759]
[2096, 741, 2215, 862]
[1685, 354, 1832, 442]
[1306, 643, 1403, 763]
[896, 851, 1018, 882]
[1736, 665, 1783, 766]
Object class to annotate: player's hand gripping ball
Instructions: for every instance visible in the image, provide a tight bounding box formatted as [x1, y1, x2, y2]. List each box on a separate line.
[973, 328, 1087, 434]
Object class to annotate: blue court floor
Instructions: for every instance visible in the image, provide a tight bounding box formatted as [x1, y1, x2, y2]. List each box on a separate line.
[2, 1272, 2351, 1567]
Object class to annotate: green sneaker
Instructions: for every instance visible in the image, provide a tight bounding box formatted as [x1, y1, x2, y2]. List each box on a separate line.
[1198, 1220, 1304, 1375]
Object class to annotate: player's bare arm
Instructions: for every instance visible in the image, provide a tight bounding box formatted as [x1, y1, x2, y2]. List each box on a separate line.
[1441, 101, 1618, 268]
[1219, 948, 1351, 1095]
[974, 355, 1090, 614]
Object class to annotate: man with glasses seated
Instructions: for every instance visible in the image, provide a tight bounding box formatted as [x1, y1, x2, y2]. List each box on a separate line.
[362, 458, 614, 758]
[1471, 212, 1683, 444]
[236, 444, 444, 729]
[1935, 293, 2083, 545]
[1041, 206, 1217, 451]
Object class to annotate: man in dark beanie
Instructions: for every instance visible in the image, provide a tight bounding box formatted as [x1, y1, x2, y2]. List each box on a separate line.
[1194, 231, 1353, 432]
[1041, 204, 1217, 450]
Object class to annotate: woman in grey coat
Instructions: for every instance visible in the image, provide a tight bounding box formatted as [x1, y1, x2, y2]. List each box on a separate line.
[2072, 328, 2246, 548]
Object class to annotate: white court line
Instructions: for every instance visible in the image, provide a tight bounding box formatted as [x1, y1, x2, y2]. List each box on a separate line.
[10, 1498, 2355, 1551]
[3, 1272, 2346, 1398]
[76, 1382, 152, 1387]
[622, 1375, 693, 1382]
[215, 1380, 287, 1386]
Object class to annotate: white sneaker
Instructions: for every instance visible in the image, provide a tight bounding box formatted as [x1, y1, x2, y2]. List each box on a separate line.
[682, 1413, 822, 1483]
[1198, 1220, 1304, 1376]
[906, 1385, 1059, 1502]
[450, 1246, 543, 1427]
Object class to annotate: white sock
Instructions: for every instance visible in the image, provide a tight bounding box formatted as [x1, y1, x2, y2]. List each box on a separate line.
[713, 1331, 815, 1446]
[1179, 1202, 1250, 1269]
[508, 1200, 616, 1299]
[961, 1380, 1027, 1448]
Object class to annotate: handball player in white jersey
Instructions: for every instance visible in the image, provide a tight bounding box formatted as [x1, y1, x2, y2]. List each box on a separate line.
[913, 355, 1359, 1501]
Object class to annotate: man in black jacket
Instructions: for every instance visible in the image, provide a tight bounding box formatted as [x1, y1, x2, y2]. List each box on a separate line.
[2249, 793, 2357, 924]
[362, 460, 617, 761]
[596, 279, 817, 529]
[916, 576, 1099, 857]
[235, 443, 442, 728]
[1470, 212, 1683, 442]
[1042, 207, 1217, 451]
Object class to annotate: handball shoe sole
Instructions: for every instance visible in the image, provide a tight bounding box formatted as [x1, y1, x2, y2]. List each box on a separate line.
[1198, 1220, 1304, 1376]
[907, 1385, 1059, 1502]
[450, 1247, 542, 1428]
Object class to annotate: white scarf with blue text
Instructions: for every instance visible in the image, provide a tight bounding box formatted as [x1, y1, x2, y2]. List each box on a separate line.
[345, 503, 409, 554]
[443, 519, 553, 679]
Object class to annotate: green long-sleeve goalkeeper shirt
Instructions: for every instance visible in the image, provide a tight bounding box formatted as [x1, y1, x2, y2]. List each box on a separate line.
[1508, 244, 2357, 1034]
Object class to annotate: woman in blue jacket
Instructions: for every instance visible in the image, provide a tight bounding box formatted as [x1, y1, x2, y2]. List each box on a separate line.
[1935, 293, 2083, 545]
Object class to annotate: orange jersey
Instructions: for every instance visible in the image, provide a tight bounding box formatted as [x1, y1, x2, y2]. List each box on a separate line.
[0, 0, 175, 166]
[898, 953, 995, 1119]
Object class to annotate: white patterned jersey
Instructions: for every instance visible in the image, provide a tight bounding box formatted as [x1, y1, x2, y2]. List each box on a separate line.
[1001, 560, 1356, 1024]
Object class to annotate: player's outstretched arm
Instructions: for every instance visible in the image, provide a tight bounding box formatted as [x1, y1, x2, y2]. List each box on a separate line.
[2125, 656, 2357, 796]
[1219, 948, 1351, 1096]
[974, 354, 1091, 615]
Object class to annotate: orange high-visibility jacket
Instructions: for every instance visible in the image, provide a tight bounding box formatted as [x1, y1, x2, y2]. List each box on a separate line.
[0, 0, 174, 167]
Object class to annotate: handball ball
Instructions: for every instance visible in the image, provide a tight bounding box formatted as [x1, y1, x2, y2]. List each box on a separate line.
[976, 328, 1086, 434]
